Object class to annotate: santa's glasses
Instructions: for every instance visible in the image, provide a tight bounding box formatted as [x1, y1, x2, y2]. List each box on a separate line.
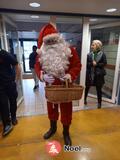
[44, 39, 58, 45]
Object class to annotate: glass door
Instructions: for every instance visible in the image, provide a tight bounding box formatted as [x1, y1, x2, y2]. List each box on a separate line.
[5, 20, 24, 105]
[89, 19, 120, 103]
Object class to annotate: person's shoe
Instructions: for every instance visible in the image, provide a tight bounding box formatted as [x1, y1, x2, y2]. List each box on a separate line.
[33, 85, 39, 90]
[12, 119, 18, 125]
[2, 124, 13, 136]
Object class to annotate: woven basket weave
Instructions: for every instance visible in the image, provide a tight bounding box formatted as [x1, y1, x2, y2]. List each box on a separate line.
[45, 80, 84, 103]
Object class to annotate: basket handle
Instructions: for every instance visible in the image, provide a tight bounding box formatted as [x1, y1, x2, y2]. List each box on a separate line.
[65, 79, 69, 88]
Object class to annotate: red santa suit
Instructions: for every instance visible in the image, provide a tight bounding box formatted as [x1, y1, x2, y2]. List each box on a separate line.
[35, 24, 81, 145]
[35, 23, 81, 145]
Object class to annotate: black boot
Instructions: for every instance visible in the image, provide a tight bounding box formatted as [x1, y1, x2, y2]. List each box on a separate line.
[84, 93, 87, 105]
[63, 125, 72, 146]
[96, 86, 102, 109]
[84, 86, 90, 105]
[98, 99, 102, 109]
[84, 99, 87, 105]
[43, 120, 57, 139]
[98, 103, 101, 109]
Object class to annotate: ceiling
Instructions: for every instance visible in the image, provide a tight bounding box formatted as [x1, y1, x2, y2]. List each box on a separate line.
[0, 0, 120, 16]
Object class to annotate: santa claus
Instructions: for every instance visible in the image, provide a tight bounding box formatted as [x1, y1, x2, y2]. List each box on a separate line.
[35, 23, 81, 146]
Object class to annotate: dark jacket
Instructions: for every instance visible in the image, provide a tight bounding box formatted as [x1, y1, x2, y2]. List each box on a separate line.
[0, 49, 18, 84]
[29, 52, 37, 69]
[86, 51, 107, 86]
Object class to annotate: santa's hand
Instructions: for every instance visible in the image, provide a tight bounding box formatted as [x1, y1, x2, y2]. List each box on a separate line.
[62, 74, 72, 83]
[43, 74, 55, 84]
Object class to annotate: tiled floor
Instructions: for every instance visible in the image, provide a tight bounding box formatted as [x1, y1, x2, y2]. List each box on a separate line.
[17, 79, 118, 117]
[17, 79, 47, 117]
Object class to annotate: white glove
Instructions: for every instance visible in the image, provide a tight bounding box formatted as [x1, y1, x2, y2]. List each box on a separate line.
[62, 74, 72, 83]
[43, 74, 55, 84]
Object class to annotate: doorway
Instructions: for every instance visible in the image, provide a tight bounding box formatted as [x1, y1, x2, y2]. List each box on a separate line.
[22, 40, 37, 73]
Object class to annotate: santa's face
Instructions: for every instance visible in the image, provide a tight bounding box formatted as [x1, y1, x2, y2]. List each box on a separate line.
[44, 38, 58, 45]
[39, 34, 72, 78]
[91, 42, 98, 52]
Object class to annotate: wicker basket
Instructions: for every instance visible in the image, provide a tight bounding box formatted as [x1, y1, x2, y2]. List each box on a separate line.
[45, 80, 84, 103]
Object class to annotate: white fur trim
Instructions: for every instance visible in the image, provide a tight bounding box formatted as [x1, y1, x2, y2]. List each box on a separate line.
[43, 33, 60, 42]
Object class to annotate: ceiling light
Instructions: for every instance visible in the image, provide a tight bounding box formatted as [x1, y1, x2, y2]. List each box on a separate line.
[106, 8, 117, 12]
[31, 15, 39, 18]
[29, 2, 40, 8]
[89, 18, 98, 22]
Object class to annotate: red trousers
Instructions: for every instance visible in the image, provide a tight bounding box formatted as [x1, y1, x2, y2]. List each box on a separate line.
[47, 101, 72, 125]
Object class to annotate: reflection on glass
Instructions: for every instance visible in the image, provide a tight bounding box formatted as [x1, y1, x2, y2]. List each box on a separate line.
[5, 22, 23, 103]
[56, 18, 83, 84]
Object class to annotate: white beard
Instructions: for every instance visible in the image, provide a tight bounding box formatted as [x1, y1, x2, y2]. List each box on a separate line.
[39, 36, 72, 78]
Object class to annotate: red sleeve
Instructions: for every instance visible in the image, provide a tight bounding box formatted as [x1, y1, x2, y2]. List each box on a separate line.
[67, 47, 82, 81]
[34, 55, 43, 80]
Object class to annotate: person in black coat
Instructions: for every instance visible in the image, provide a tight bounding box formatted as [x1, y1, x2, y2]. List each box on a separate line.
[0, 49, 21, 136]
[84, 40, 107, 108]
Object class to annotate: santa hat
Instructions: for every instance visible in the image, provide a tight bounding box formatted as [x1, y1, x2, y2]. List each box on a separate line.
[37, 23, 58, 49]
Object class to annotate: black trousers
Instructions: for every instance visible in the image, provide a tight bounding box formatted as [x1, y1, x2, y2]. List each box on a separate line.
[0, 81, 18, 127]
[0, 87, 10, 127]
[5, 81, 18, 120]
[84, 85, 102, 104]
